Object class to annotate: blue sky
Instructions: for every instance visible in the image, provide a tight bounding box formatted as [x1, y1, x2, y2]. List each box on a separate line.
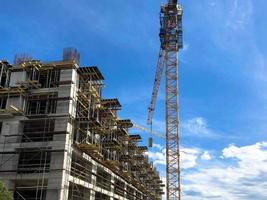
[1, 0, 267, 199]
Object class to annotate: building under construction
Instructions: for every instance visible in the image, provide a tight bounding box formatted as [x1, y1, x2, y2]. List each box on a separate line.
[0, 48, 164, 200]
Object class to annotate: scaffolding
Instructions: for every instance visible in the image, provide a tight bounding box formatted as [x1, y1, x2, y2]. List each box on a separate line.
[0, 58, 73, 200]
[0, 50, 164, 200]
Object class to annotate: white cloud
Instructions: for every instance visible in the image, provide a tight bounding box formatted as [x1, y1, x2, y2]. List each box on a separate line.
[183, 141, 267, 200]
[222, 142, 267, 161]
[201, 151, 212, 161]
[147, 145, 203, 169]
[149, 142, 267, 200]
[153, 143, 164, 150]
[222, 142, 267, 176]
[181, 147, 201, 169]
[146, 148, 166, 165]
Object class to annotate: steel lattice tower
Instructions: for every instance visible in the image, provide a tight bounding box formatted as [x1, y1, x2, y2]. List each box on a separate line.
[147, 0, 183, 199]
[163, 3, 183, 199]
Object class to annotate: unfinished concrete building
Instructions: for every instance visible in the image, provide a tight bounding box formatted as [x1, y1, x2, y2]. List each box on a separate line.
[0, 48, 164, 200]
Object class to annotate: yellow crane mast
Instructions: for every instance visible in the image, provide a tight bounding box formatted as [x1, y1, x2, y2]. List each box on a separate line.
[147, 0, 183, 199]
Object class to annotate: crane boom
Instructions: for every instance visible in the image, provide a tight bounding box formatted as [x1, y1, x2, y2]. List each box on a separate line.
[147, 49, 165, 125]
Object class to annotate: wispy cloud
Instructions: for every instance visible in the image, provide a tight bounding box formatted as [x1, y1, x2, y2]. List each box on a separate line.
[57, 0, 159, 52]
[226, 0, 253, 31]
[181, 117, 219, 138]
[136, 117, 224, 139]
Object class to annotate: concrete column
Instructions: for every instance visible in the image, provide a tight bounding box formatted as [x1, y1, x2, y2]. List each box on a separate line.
[134, 189, 136, 200]
[91, 163, 97, 186]
[90, 190, 96, 200]
[111, 174, 115, 194]
[123, 182, 127, 199]
[110, 175, 115, 200]
[45, 176, 62, 200]
[90, 163, 97, 200]
[47, 119, 73, 200]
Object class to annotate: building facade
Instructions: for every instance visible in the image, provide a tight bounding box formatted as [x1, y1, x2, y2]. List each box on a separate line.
[0, 49, 164, 200]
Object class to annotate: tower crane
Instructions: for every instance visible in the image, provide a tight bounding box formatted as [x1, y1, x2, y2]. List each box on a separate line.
[147, 0, 183, 199]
